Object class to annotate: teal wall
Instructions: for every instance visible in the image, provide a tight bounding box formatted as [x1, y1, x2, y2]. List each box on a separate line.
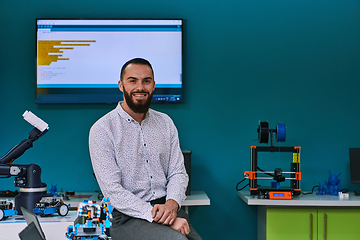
[1, 0, 360, 239]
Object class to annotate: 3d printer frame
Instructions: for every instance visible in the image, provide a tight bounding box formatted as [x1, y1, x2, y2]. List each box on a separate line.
[244, 146, 301, 198]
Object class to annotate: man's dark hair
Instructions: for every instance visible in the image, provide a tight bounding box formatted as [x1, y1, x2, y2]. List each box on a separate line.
[120, 58, 154, 81]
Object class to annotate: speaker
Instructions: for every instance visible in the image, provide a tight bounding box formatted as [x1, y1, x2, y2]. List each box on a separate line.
[182, 150, 192, 196]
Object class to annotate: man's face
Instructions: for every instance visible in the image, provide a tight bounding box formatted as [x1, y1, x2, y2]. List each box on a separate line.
[119, 63, 155, 113]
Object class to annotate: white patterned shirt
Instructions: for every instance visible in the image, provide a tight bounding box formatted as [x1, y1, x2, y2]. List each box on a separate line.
[89, 102, 188, 222]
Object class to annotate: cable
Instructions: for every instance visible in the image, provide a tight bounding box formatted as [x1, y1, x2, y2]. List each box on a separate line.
[301, 185, 319, 195]
[257, 166, 274, 177]
[302, 186, 349, 195]
[236, 178, 249, 191]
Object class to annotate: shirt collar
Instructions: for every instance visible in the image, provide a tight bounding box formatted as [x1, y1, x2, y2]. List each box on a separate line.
[116, 101, 151, 123]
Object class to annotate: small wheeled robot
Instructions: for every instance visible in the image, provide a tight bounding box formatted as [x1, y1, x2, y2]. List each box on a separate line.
[66, 198, 113, 240]
[33, 196, 70, 217]
[0, 199, 18, 221]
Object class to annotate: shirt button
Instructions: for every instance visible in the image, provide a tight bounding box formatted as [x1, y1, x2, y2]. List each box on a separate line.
[146, 160, 148, 163]
[144, 144, 146, 146]
[150, 176, 153, 178]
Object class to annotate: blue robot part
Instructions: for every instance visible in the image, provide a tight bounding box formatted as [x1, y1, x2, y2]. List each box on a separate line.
[0, 199, 18, 221]
[100, 197, 113, 231]
[33, 196, 70, 217]
[66, 198, 113, 240]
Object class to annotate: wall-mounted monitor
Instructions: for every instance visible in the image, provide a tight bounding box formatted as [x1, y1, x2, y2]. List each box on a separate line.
[36, 19, 183, 104]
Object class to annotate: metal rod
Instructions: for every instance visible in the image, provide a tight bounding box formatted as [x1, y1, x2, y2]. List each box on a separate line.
[246, 177, 296, 180]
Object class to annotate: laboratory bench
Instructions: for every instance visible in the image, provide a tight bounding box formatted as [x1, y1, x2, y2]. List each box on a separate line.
[238, 191, 360, 240]
[0, 191, 210, 239]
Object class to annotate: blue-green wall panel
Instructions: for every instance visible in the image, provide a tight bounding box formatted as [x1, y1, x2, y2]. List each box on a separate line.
[1, 1, 360, 239]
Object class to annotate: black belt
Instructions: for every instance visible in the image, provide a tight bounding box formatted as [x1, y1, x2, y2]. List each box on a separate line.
[149, 196, 166, 206]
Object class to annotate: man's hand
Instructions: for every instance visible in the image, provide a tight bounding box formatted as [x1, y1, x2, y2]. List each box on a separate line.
[170, 217, 190, 236]
[151, 199, 178, 225]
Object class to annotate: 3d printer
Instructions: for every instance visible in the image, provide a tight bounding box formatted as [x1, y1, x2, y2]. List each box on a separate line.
[0, 111, 51, 214]
[243, 121, 301, 199]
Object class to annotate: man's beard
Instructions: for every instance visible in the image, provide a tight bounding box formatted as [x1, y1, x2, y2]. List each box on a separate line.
[123, 86, 153, 114]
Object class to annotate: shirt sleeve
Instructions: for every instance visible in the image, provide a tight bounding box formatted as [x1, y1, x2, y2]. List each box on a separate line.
[89, 119, 154, 222]
[165, 118, 189, 209]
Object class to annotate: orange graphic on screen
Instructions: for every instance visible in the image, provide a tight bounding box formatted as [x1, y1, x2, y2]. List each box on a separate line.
[38, 40, 96, 65]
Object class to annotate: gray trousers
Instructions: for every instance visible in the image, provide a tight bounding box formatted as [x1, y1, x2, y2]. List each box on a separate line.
[110, 208, 202, 240]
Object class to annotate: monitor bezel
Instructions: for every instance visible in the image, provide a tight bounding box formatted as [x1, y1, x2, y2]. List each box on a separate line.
[35, 18, 184, 104]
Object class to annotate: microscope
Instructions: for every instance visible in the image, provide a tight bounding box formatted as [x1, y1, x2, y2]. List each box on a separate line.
[0, 111, 51, 214]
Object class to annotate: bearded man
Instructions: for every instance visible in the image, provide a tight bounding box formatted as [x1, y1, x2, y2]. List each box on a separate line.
[89, 58, 202, 240]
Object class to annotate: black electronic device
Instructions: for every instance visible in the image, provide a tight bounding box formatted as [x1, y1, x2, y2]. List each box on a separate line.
[36, 19, 183, 104]
[182, 150, 192, 196]
[0, 190, 19, 197]
[19, 207, 46, 240]
[349, 148, 360, 194]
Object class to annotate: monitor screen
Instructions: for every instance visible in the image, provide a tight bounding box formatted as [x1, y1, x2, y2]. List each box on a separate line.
[36, 19, 183, 104]
[349, 148, 360, 184]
